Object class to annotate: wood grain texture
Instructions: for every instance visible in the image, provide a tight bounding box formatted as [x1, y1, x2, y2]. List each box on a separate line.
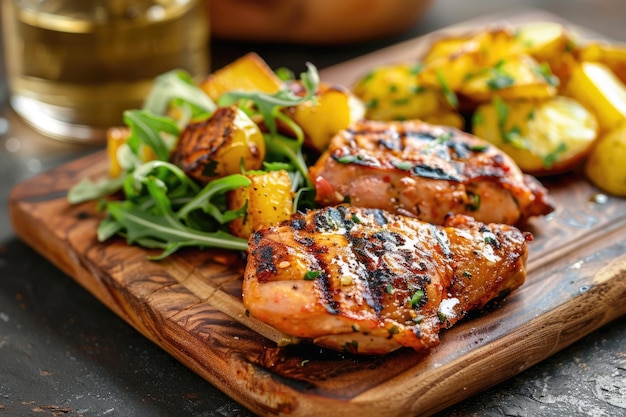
[8, 12, 626, 417]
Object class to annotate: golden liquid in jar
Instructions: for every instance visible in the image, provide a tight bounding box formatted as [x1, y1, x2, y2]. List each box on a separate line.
[2, 0, 209, 142]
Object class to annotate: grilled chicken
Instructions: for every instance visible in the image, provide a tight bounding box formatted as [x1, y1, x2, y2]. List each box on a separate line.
[308, 119, 554, 226]
[243, 205, 531, 355]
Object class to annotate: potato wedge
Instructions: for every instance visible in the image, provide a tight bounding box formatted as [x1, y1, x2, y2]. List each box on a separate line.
[460, 55, 558, 103]
[514, 21, 578, 84]
[199, 52, 283, 101]
[578, 42, 626, 84]
[352, 63, 441, 121]
[171, 105, 266, 183]
[286, 82, 365, 152]
[472, 96, 598, 174]
[584, 123, 626, 197]
[564, 61, 626, 133]
[514, 22, 575, 60]
[419, 27, 521, 91]
[228, 170, 294, 238]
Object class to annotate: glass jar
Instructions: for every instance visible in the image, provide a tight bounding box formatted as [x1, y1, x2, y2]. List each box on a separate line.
[1, 0, 210, 143]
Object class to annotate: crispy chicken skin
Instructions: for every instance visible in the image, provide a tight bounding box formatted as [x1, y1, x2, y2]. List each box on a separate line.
[309, 119, 554, 226]
[243, 205, 531, 355]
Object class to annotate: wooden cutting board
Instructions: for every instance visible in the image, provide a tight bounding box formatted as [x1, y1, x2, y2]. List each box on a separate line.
[9, 11, 626, 417]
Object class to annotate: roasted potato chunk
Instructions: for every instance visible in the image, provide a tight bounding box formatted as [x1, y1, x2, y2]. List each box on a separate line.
[199, 52, 283, 101]
[472, 96, 598, 175]
[352, 63, 441, 121]
[107, 126, 157, 178]
[419, 27, 522, 91]
[422, 111, 464, 130]
[564, 61, 626, 133]
[286, 82, 365, 152]
[578, 41, 626, 85]
[584, 123, 626, 197]
[460, 55, 558, 103]
[228, 170, 293, 238]
[171, 105, 266, 183]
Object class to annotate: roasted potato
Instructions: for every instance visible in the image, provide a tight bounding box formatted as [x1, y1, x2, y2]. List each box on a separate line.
[171, 105, 266, 183]
[107, 126, 157, 178]
[564, 61, 626, 133]
[286, 82, 365, 152]
[514, 22, 572, 60]
[422, 110, 465, 130]
[199, 52, 283, 101]
[578, 41, 626, 85]
[419, 27, 521, 91]
[228, 170, 294, 238]
[460, 54, 558, 103]
[584, 122, 626, 197]
[515, 22, 577, 70]
[472, 96, 598, 174]
[514, 21, 577, 83]
[352, 63, 442, 121]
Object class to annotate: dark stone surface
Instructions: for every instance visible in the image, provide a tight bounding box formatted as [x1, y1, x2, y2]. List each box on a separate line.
[1, 1, 625, 416]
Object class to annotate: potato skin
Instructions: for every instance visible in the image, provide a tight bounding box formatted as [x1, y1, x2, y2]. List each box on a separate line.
[228, 170, 294, 238]
[564, 61, 626, 133]
[472, 96, 598, 175]
[352, 63, 442, 121]
[171, 105, 266, 183]
[585, 123, 626, 197]
[199, 52, 282, 101]
[285, 81, 365, 152]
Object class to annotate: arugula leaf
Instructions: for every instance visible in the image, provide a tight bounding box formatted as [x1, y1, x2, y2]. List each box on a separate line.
[142, 69, 216, 116]
[102, 176, 248, 259]
[69, 63, 322, 259]
[177, 174, 251, 224]
[218, 63, 319, 135]
[264, 132, 312, 188]
[124, 110, 180, 161]
[123, 160, 200, 202]
[67, 176, 125, 204]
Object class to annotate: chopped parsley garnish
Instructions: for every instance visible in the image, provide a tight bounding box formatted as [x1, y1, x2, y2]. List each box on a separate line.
[304, 270, 321, 280]
[465, 192, 481, 211]
[409, 63, 424, 75]
[493, 96, 529, 150]
[487, 73, 515, 90]
[542, 142, 567, 168]
[410, 85, 427, 94]
[334, 154, 360, 164]
[534, 62, 559, 87]
[391, 160, 414, 171]
[472, 110, 484, 126]
[366, 98, 379, 109]
[410, 289, 425, 307]
[392, 97, 411, 106]
[435, 68, 459, 108]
